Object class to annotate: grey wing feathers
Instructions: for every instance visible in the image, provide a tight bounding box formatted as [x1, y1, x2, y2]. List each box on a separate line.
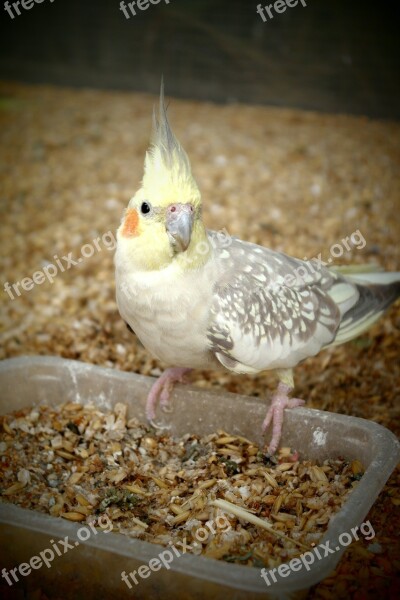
[206, 233, 399, 374]
[206, 235, 345, 373]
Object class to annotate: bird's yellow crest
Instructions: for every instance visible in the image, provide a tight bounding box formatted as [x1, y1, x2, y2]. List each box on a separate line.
[116, 82, 209, 272]
[141, 81, 201, 209]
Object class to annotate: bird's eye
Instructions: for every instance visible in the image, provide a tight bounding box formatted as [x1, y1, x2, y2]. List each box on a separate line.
[140, 201, 151, 215]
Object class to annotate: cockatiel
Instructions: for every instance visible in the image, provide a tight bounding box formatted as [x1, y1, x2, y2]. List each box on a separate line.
[115, 85, 400, 455]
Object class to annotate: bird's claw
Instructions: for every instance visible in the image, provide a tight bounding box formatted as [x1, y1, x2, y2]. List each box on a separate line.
[145, 367, 192, 425]
[149, 418, 171, 431]
[262, 383, 305, 455]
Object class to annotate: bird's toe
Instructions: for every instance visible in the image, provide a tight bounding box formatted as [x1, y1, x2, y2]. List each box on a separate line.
[148, 418, 171, 431]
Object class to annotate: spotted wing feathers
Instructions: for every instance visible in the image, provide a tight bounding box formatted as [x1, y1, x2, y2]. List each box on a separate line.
[206, 234, 359, 373]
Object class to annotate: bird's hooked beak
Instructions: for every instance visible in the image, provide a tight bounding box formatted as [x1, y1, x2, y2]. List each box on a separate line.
[166, 203, 194, 252]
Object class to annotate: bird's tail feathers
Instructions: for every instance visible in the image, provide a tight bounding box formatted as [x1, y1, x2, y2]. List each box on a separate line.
[331, 275, 400, 346]
[329, 263, 384, 276]
[340, 270, 400, 286]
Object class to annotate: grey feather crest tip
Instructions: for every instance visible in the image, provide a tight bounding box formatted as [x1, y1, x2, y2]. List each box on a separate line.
[149, 78, 191, 175]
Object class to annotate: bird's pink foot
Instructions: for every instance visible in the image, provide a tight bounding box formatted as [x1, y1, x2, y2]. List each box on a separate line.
[262, 382, 305, 455]
[146, 367, 192, 425]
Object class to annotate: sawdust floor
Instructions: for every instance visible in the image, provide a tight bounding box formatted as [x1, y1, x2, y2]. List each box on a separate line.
[0, 82, 399, 599]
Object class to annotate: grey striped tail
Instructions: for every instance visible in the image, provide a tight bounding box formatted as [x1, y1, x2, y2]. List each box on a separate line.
[332, 279, 400, 346]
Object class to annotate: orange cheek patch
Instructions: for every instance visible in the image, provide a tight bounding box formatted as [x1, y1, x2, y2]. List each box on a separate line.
[122, 209, 140, 237]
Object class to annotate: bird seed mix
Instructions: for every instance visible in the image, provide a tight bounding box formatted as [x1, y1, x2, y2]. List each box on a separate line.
[0, 401, 363, 569]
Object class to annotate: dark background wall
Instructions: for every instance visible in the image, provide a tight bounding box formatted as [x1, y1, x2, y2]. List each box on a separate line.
[0, 0, 399, 119]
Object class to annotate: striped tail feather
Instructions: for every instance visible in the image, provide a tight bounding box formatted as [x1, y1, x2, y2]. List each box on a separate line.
[331, 272, 400, 346]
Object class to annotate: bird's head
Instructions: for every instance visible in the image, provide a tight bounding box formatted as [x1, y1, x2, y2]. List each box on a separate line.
[117, 84, 209, 272]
